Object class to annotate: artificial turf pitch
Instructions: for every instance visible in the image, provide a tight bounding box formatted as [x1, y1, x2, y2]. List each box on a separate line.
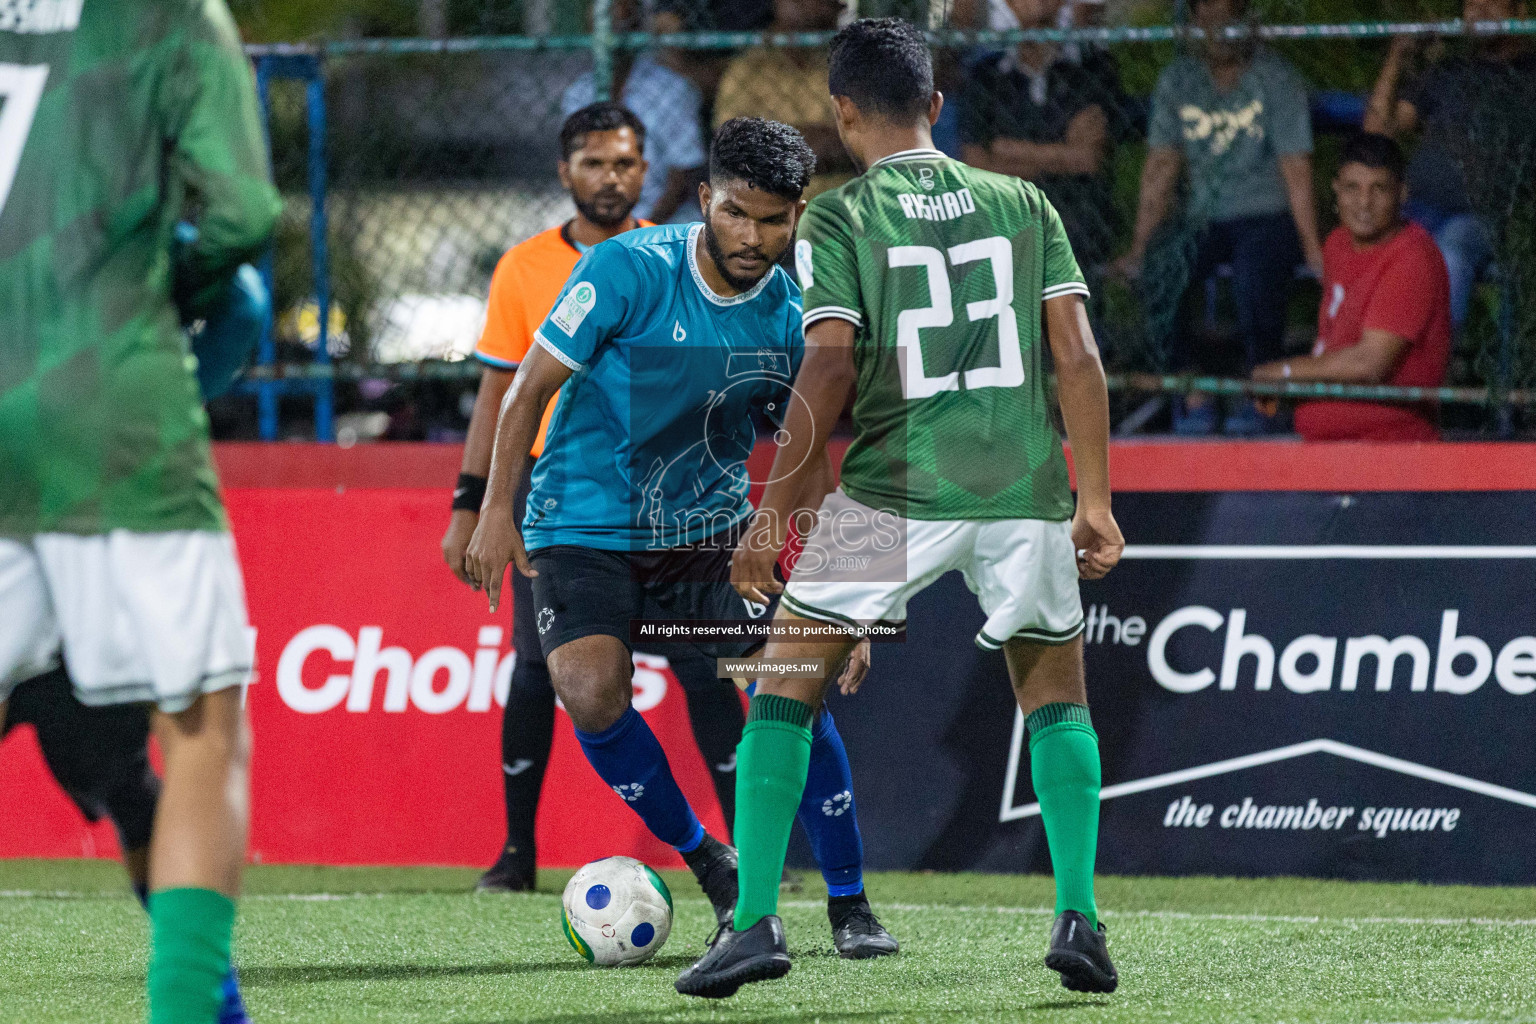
[2, 860, 1534, 1023]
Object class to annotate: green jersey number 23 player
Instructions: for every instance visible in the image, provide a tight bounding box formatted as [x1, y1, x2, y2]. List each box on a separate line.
[679, 19, 1124, 1002]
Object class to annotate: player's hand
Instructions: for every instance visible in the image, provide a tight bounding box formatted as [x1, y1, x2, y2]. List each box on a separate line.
[1072, 505, 1124, 580]
[463, 504, 536, 613]
[731, 514, 785, 605]
[441, 509, 479, 585]
[836, 638, 872, 696]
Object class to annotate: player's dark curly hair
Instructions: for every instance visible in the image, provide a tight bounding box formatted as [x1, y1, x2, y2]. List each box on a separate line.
[828, 17, 933, 123]
[560, 102, 647, 160]
[709, 117, 816, 200]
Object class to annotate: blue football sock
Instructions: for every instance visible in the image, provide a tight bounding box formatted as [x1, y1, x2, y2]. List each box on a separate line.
[217, 968, 251, 1024]
[796, 709, 865, 898]
[576, 706, 705, 853]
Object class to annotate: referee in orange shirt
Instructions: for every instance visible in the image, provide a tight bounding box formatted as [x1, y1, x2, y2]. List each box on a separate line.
[441, 103, 746, 891]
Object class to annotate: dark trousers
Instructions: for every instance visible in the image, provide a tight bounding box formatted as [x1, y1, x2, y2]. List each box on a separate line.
[495, 460, 743, 869]
[1170, 211, 1302, 374]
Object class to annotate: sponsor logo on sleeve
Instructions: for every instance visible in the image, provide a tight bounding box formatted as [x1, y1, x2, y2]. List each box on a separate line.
[795, 239, 814, 290]
[551, 281, 597, 337]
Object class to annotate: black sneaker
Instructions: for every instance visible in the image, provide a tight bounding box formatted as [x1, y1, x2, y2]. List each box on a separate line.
[474, 848, 535, 893]
[828, 894, 899, 959]
[681, 835, 739, 929]
[1044, 910, 1118, 993]
[675, 915, 791, 999]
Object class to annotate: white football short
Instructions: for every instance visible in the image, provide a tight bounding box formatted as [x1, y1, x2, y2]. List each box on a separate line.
[0, 531, 253, 712]
[780, 488, 1084, 650]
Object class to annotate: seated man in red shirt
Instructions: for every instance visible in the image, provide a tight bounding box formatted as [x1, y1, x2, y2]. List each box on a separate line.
[1253, 132, 1451, 441]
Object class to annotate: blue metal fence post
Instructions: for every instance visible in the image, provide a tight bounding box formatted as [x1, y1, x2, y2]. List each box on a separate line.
[307, 63, 335, 442]
[593, 0, 613, 101]
[254, 56, 280, 441]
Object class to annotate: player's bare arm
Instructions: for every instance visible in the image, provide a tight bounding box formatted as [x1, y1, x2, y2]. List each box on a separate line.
[1045, 293, 1123, 580]
[442, 364, 515, 584]
[463, 343, 572, 610]
[732, 318, 858, 606]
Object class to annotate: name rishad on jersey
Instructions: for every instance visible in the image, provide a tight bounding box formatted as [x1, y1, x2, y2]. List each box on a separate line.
[896, 187, 976, 223]
[0, 0, 82, 33]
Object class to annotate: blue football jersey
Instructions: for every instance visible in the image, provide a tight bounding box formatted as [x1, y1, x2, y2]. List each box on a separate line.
[526, 223, 804, 552]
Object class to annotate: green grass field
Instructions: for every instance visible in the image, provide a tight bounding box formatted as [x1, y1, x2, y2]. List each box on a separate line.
[3, 860, 1535, 1024]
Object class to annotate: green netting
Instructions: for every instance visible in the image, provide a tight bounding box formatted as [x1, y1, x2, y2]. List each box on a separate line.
[245, 3, 1536, 440]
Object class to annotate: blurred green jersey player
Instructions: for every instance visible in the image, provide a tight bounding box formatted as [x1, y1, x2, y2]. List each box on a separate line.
[679, 19, 1125, 1000]
[0, 2, 280, 1022]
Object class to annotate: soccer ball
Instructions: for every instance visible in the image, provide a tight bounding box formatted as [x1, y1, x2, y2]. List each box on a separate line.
[560, 856, 673, 966]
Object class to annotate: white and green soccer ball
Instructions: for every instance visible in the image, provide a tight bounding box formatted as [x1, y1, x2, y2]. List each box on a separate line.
[560, 856, 673, 966]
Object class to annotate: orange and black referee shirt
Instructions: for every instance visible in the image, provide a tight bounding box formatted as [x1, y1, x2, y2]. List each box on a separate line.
[473, 219, 652, 456]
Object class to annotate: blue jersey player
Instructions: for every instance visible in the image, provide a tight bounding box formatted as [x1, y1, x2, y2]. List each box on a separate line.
[465, 118, 897, 958]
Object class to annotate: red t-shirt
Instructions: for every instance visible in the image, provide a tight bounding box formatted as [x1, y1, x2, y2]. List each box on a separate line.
[1293, 222, 1452, 442]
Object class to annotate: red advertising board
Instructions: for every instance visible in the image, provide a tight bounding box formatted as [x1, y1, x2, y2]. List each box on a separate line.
[3, 441, 1534, 868]
[0, 446, 729, 869]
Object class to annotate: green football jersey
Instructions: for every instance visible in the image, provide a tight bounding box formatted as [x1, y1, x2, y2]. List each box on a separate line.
[796, 148, 1086, 522]
[0, 0, 280, 537]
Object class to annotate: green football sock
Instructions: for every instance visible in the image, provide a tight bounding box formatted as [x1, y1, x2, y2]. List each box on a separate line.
[148, 887, 235, 1024]
[732, 693, 813, 931]
[1027, 702, 1101, 929]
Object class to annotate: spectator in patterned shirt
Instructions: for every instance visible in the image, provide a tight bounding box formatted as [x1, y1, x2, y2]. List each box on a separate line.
[1116, 0, 1323, 435]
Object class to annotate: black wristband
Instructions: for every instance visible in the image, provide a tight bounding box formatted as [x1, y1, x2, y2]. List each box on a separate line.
[452, 473, 488, 512]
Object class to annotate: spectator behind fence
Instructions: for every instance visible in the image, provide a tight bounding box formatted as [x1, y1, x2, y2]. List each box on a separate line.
[712, 0, 855, 198]
[1364, 0, 1536, 333]
[1253, 134, 1450, 442]
[960, 0, 1122, 273]
[562, 0, 706, 223]
[1116, 0, 1323, 436]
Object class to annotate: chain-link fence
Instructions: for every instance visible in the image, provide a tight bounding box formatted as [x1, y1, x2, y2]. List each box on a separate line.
[233, 3, 1536, 440]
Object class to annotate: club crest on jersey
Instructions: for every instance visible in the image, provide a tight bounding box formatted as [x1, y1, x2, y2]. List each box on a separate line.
[897, 187, 975, 223]
[551, 281, 597, 337]
[917, 167, 936, 191]
[795, 238, 814, 289]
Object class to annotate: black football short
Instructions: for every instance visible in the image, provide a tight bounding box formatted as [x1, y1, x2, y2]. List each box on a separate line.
[527, 525, 780, 661]
[1, 668, 160, 849]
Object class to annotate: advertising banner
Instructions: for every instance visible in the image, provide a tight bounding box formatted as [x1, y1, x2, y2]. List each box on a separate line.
[4, 443, 1534, 885]
[0, 466, 732, 870]
[822, 491, 1536, 885]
